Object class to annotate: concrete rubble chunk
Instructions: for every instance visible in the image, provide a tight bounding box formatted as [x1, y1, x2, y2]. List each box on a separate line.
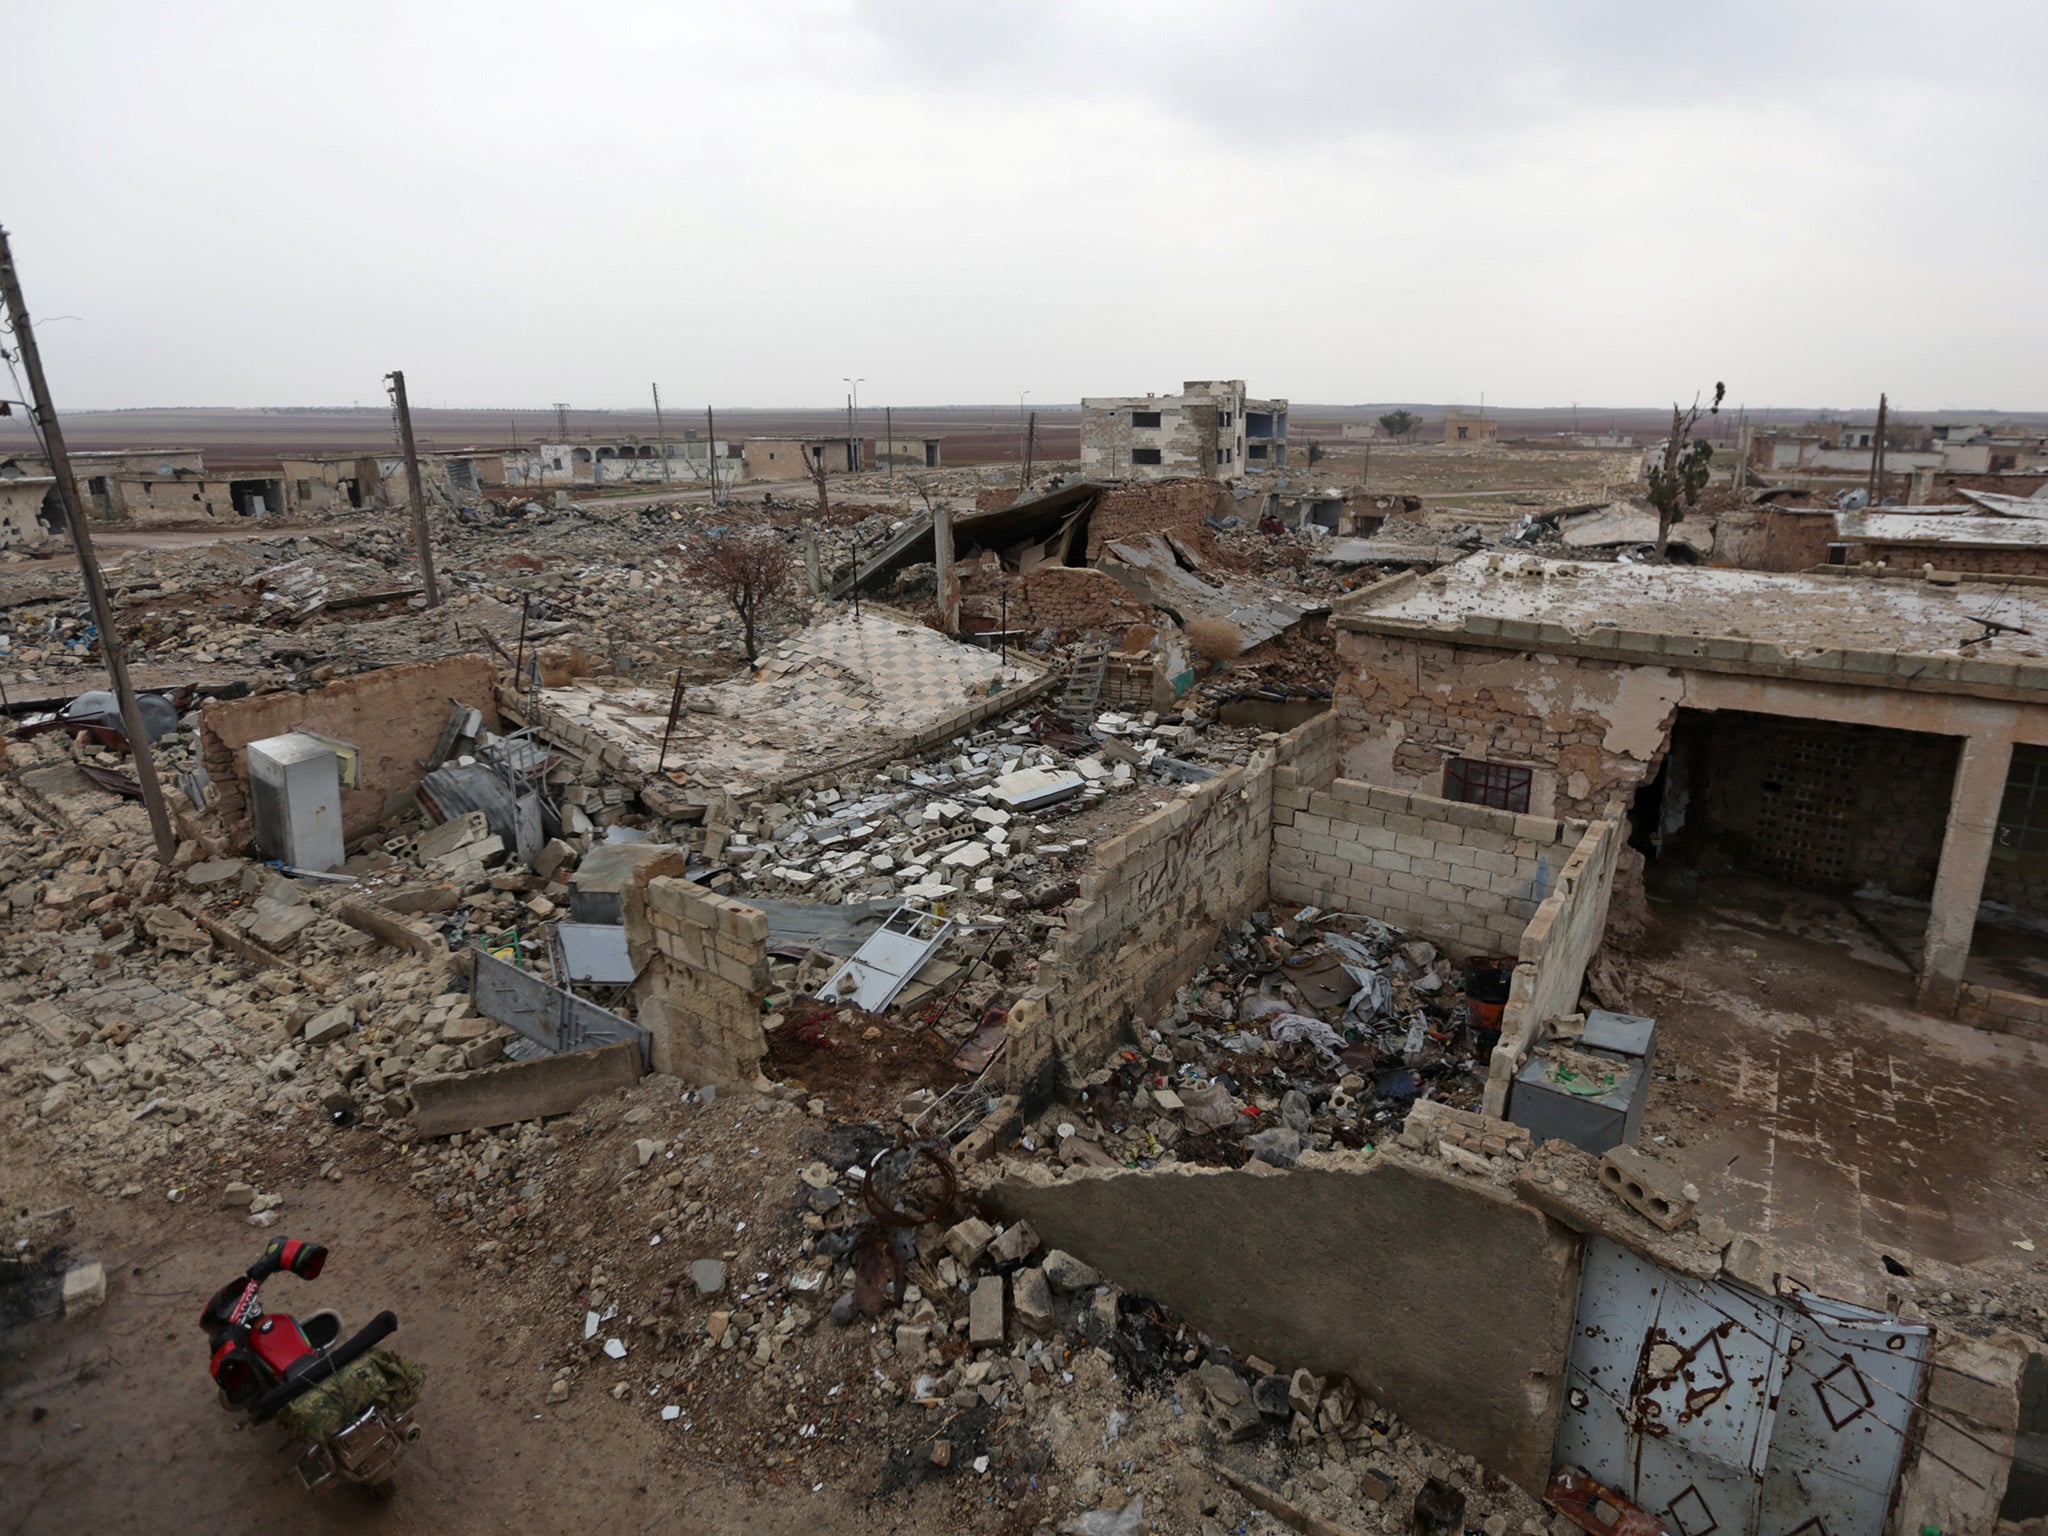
[183, 858, 246, 888]
[986, 1219, 1039, 1267]
[1011, 1265, 1056, 1333]
[944, 1217, 994, 1267]
[1252, 1373, 1293, 1419]
[1289, 1367, 1325, 1418]
[303, 1005, 355, 1045]
[633, 1138, 661, 1168]
[689, 1258, 727, 1296]
[968, 1275, 1004, 1347]
[221, 1181, 255, 1208]
[62, 1261, 108, 1316]
[1040, 1248, 1101, 1293]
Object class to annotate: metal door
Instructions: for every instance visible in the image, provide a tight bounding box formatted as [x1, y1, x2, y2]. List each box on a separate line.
[1757, 1294, 1929, 1536]
[1558, 1239, 1792, 1536]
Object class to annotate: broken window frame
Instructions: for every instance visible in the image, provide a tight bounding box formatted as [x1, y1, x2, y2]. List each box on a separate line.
[1130, 410, 1162, 429]
[1443, 756, 1533, 814]
[1130, 447, 1163, 466]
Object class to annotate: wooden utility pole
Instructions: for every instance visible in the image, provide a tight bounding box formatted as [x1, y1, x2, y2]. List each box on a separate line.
[651, 382, 672, 487]
[385, 370, 441, 607]
[1021, 410, 1038, 490]
[0, 226, 179, 867]
[1868, 392, 1889, 504]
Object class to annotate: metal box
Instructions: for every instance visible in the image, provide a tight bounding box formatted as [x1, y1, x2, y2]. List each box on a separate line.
[246, 732, 344, 872]
[1509, 1044, 1649, 1155]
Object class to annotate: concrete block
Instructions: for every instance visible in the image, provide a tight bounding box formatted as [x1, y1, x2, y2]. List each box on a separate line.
[1599, 1145, 1699, 1231]
[969, 1275, 1005, 1347]
[62, 1261, 108, 1316]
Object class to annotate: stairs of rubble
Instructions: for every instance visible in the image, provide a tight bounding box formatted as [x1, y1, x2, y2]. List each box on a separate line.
[1059, 641, 1109, 728]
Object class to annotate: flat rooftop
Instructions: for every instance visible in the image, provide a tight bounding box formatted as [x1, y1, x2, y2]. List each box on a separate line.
[1837, 511, 2048, 548]
[1333, 553, 2048, 688]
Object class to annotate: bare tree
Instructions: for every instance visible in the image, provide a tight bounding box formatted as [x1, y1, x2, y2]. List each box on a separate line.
[679, 528, 795, 662]
[802, 444, 831, 521]
[1646, 382, 1726, 562]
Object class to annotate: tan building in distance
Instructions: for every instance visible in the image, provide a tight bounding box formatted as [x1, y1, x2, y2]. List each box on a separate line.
[1444, 413, 1497, 445]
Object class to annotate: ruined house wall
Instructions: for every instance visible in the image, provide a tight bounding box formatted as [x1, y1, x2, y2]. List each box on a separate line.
[1087, 479, 1224, 561]
[1710, 508, 1835, 573]
[1914, 470, 2048, 504]
[1004, 720, 1306, 1100]
[0, 480, 53, 549]
[985, 1153, 1580, 1496]
[1839, 543, 2048, 578]
[1270, 780, 1586, 958]
[959, 565, 1145, 635]
[632, 876, 769, 1085]
[1080, 398, 1223, 482]
[199, 654, 502, 843]
[1333, 630, 1683, 821]
[117, 475, 240, 525]
[1485, 818, 1624, 1116]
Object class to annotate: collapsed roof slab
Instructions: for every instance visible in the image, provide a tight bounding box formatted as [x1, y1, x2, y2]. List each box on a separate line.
[530, 613, 1049, 804]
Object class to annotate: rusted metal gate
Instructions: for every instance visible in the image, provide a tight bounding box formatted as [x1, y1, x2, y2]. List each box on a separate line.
[1555, 1238, 1929, 1536]
[471, 946, 650, 1066]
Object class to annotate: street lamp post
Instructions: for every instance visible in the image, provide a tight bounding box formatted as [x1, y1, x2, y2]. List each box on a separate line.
[843, 376, 865, 472]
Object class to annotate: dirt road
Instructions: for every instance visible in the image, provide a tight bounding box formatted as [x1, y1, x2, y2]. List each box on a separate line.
[0, 1147, 946, 1536]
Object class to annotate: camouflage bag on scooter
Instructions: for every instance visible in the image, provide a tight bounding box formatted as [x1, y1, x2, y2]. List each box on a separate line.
[274, 1348, 426, 1445]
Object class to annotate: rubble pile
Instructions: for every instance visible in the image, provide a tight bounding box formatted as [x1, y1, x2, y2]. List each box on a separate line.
[318, 1066, 1556, 1535]
[996, 909, 1508, 1177]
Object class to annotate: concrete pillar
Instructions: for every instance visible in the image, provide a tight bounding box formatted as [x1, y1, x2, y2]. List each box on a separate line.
[933, 504, 959, 634]
[802, 520, 820, 596]
[1918, 734, 2014, 1012]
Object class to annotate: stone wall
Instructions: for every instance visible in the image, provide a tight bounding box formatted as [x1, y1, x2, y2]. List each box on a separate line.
[631, 876, 770, 1086]
[984, 1152, 1580, 1495]
[199, 653, 501, 844]
[1957, 981, 2048, 1044]
[1271, 776, 1588, 959]
[1485, 818, 1623, 1116]
[1710, 507, 1835, 573]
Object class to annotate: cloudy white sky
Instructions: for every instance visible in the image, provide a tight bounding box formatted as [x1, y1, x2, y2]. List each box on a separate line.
[8, 1, 2044, 412]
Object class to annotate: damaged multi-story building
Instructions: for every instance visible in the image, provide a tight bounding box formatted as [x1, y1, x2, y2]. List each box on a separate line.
[1080, 380, 1288, 481]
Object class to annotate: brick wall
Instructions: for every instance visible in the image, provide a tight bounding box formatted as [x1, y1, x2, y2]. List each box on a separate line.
[1088, 480, 1225, 561]
[200, 653, 501, 843]
[1269, 779, 1586, 957]
[632, 876, 769, 1085]
[1844, 543, 2048, 578]
[960, 565, 1145, 635]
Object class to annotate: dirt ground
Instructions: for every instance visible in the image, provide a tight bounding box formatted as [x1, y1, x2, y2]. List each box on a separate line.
[0, 1127, 962, 1536]
[1614, 870, 2048, 1320]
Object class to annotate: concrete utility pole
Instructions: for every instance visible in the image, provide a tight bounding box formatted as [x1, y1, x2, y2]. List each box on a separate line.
[651, 382, 672, 487]
[385, 371, 441, 607]
[0, 226, 179, 867]
[1022, 410, 1038, 490]
[705, 405, 720, 503]
[843, 377, 864, 473]
[1869, 392, 1889, 504]
[884, 405, 893, 482]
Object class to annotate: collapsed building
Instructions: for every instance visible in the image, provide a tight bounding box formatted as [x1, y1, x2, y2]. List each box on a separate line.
[10, 448, 2048, 1536]
[1080, 381, 1289, 482]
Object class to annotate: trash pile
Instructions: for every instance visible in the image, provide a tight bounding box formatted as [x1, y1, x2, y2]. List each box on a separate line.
[1004, 907, 1513, 1174]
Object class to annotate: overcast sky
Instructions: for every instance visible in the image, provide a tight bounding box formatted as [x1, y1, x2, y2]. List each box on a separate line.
[8, 1, 2044, 413]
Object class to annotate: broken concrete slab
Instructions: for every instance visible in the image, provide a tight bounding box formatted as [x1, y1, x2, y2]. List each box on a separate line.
[409, 1039, 642, 1138]
[1012, 1265, 1055, 1333]
[985, 1150, 1578, 1494]
[968, 1274, 1004, 1347]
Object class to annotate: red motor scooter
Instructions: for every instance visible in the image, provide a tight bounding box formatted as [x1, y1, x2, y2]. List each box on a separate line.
[199, 1237, 426, 1499]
